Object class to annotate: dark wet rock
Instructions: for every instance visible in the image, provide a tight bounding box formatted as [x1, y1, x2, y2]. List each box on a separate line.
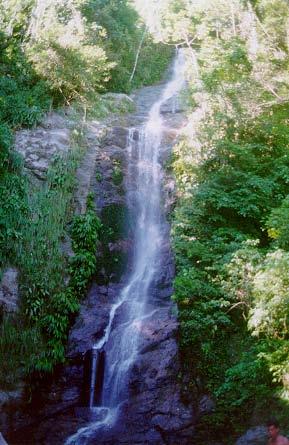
[79, 298, 194, 445]
[61, 234, 74, 260]
[5, 362, 85, 444]
[68, 283, 121, 356]
[163, 176, 176, 212]
[62, 82, 195, 445]
[0, 268, 19, 313]
[0, 386, 27, 439]
[81, 378, 194, 445]
[0, 388, 24, 414]
[74, 122, 105, 214]
[164, 112, 187, 129]
[198, 395, 215, 415]
[93, 141, 129, 212]
[0, 433, 8, 445]
[103, 126, 130, 149]
[160, 96, 186, 114]
[101, 145, 127, 163]
[236, 426, 268, 445]
[131, 84, 165, 116]
[138, 311, 178, 354]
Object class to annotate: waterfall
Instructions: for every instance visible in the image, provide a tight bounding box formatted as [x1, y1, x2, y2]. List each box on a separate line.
[65, 50, 186, 445]
[102, 51, 186, 408]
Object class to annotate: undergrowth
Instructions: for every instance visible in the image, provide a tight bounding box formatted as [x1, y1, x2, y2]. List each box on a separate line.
[0, 127, 101, 385]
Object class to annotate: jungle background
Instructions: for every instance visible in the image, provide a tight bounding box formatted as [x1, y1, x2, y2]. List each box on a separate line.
[1, 0, 289, 442]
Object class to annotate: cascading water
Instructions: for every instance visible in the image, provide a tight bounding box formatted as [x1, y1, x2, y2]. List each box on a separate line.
[65, 49, 186, 445]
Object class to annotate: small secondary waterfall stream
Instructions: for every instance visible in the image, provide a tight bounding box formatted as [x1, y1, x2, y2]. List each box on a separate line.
[65, 50, 186, 445]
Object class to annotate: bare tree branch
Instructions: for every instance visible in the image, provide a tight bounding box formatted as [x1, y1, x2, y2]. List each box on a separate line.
[129, 27, 147, 84]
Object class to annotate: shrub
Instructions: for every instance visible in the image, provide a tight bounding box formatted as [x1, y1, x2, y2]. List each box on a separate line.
[28, 40, 114, 102]
[266, 196, 289, 249]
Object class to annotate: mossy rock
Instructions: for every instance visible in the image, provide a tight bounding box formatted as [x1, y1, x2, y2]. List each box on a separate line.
[98, 203, 132, 282]
[100, 203, 131, 243]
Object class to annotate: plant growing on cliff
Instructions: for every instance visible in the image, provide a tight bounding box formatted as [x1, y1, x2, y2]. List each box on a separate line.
[112, 160, 123, 186]
[0, 317, 43, 389]
[69, 194, 102, 294]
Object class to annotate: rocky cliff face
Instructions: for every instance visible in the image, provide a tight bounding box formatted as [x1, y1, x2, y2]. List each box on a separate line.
[14, 113, 72, 181]
[4, 85, 195, 445]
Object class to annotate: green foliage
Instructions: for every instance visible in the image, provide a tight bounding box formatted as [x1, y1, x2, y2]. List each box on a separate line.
[0, 76, 50, 127]
[201, 39, 252, 92]
[266, 196, 289, 249]
[0, 123, 12, 172]
[221, 240, 263, 313]
[216, 352, 268, 407]
[255, 0, 289, 50]
[0, 317, 43, 389]
[248, 250, 289, 339]
[71, 196, 101, 252]
[0, 32, 52, 267]
[69, 197, 101, 295]
[212, 345, 272, 434]
[95, 170, 103, 181]
[81, 0, 172, 92]
[173, 102, 289, 435]
[24, 188, 101, 372]
[168, 0, 289, 434]
[258, 339, 289, 385]
[35, 193, 100, 371]
[112, 160, 123, 186]
[0, 173, 28, 267]
[0, 132, 101, 379]
[129, 38, 172, 90]
[0, 0, 171, 388]
[69, 251, 96, 292]
[98, 203, 130, 282]
[28, 40, 114, 102]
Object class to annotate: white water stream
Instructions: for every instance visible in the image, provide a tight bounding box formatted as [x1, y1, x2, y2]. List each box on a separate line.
[65, 50, 186, 445]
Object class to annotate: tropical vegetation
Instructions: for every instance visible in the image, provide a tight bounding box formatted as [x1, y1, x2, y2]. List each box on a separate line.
[2, 0, 289, 442]
[0, 0, 171, 386]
